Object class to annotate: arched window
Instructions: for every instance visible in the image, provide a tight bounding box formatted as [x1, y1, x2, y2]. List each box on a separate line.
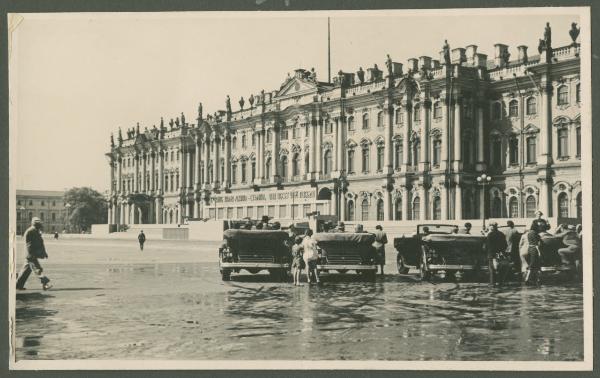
[492, 102, 502, 120]
[232, 136, 237, 149]
[347, 200, 355, 221]
[292, 153, 300, 176]
[558, 192, 569, 218]
[281, 155, 288, 179]
[362, 113, 369, 129]
[577, 192, 582, 219]
[394, 142, 402, 169]
[526, 97, 537, 115]
[304, 152, 310, 174]
[432, 196, 441, 220]
[492, 138, 502, 166]
[526, 136, 537, 164]
[509, 197, 519, 218]
[347, 150, 355, 173]
[252, 133, 256, 146]
[432, 139, 442, 167]
[509, 99, 519, 117]
[251, 161, 256, 181]
[395, 198, 402, 220]
[525, 195, 537, 218]
[558, 128, 569, 158]
[231, 164, 237, 184]
[509, 136, 519, 165]
[266, 130, 272, 143]
[325, 122, 333, 134]
[412, 197, 420, 220]
[323, 150, 332, 174]
[492, 196, 502, 218]
[377, 111, 384, 128]
[395, 108, 402, 124]
[376, 199, 384, 221]
[576, 83, 581, 103]
[361, 199, 369, 221]
[557, 85, 569, 105]
[413, 104, 421, 122]
[241, 161, 247, 183]
[265, 157, 271, 180]
[348, 116, 355, 131]
[241, 134, 247, 148]
[576, 127, 581, 157]
[361, 146, 369, 173]
[376, 145, 384, 171]
[412, 140, 420, 167]
[433, 102, 442, 119]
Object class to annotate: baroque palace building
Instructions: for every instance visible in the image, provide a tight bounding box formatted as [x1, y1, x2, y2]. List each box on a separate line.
[106, 23, 582, 225]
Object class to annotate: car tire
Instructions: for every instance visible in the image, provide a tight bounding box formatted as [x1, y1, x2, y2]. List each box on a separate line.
[397, 255, 410, 274]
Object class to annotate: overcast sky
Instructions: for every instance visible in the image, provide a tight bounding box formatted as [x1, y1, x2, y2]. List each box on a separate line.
[11, 9, 581, 192]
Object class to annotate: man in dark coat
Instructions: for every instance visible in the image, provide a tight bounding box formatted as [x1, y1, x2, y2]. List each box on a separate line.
[504, 220, 522, 271]
[486, 222, 508, 283]
[16, 217, 52, 290]
[138, 230, 146, 251]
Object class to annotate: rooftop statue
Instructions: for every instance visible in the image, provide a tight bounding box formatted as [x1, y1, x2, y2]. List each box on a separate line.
[544, 22, 552, 48]
[175, 117, 180, 127]
[357, 67, 365, 84]
[181, 112, 185, 125]
[118, 127, 123, 143]
[260, 89, 265, 104]
[239, 96, 245, 110]
[385, 54, 393, 76]
[309, 67, 317, 82]
[226, 95, 232, 114]
[110, 133, 115, 147]
[198, 102, 203, 121]
[136, 123, 140, 135]
[249, 94, 255, 107]
[169, 118, 174, 129]
[442, 40, 451, 66]
[160, 117, 165, 130]
[570, 22, 580, 44]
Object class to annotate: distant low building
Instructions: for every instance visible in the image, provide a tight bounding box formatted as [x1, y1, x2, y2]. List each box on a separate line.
[16, 190, 68, 235]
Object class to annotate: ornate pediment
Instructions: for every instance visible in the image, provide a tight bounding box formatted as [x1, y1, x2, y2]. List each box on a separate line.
[275, 76, 318, 99]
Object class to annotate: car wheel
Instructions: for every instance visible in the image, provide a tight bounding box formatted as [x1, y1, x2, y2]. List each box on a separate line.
[397, 255, 410, 274]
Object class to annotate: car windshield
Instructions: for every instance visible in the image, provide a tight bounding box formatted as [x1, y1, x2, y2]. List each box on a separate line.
[418, 224, 456, 235]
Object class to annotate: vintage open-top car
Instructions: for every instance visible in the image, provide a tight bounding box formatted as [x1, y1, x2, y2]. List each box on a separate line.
[219, 229, 291, 281]
[394, 224, 488, 281]
[313, 232, 379, 281]
[531, 232, 582, 282]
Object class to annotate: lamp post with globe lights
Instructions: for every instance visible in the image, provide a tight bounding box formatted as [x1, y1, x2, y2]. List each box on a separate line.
[477, 173, 492, 231]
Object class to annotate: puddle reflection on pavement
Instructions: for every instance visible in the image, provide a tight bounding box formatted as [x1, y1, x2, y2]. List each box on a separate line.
[15, 262, 583, 361]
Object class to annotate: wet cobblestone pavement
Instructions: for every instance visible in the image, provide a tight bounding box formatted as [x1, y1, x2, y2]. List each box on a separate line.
[14, 238, 584, 361]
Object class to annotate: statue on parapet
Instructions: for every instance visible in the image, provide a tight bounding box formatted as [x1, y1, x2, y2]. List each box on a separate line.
[260, 89, 265, 104]
[385, 54, 393, 76]
[136, 123, 140, 135]
[442, 40, 451, 66]
[110, 133, 115, 147]
[249, 94, 255, 107]
[357, 67, 365, 84]
[239, 96, 245, 110]
[197, 102, 203, 121]
[169, 118, 174, 129]
[226, 95, 232, 114]
[181, 112, 186, 126]
[310, 67, 317, 82]
[544, 22, 552, 49]
[569, 22, 580, 44]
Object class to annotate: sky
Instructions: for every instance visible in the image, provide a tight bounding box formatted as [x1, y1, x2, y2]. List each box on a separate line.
[10, 9, 582, 192]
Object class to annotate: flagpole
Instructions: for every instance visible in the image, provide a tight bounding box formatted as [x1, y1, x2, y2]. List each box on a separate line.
[328, 17, 331, 83]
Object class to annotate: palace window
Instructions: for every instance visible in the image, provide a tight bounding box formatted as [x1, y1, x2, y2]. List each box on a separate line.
[347, 200, 354, 221]
[231, 164, 237, 184]
[40, 212, 44, 221]
[325, 122, 333, 134]
[241, 162, 247, 183]
[292, 153, 300, 176]
[266, 130, 272, 143]
[252, 133, 256, 147]
[305, 124, 310, 137]
[412, 140, 420, 167]
[525, 195, 537, 218]
[432, 139, 442, 167]
[492, 102, 502, 120]
[177, 151, 180, 161]
[558, 128, 569, 158]
[509, 197, 519, 218]
[377, 111, 384, 128]
[526, 97, 537, 115]
[52, 213, 56, 221]
[376, 146, 384, 172]
[348, 116, 355, 131]
[576, 192, 582, 219]
[176, 174, 180, 190]
[292, 125, 298, 139]
[304, 153, 310, 174]
[302, 204, 310, 219]
[394, 142, 402, 169]
[281, 127, 289, 140]
[576, 83, 581, 103]
[557, 85, 569, 105]
[265, 158, 271, 179]
[558, 192, 569, 218]
[376, 199, 384, 221]
[323, 150, 332, 175]
[492, 138, 502, 167]
[281, 155, 288, 179]
[576, 127, 581, 157]
[361, 199, 369, 221]
[412, 197, 420, 220]
[232, 136, 237, 149]
[413, 104, 421, 122]
[279, 205, 287, 218]
[347, 150, 355, 173]
[526, 136, 537, 164]
[433, 102, 442, 119]
[242, 134, 247, 148]
[395, 108, 402, 124]
[251, 161, 256, 181]
[395, 198, 402, 220]
[492, 196, 502, 218]
[509, 100, 518, 117]
[361, 146, 369, 173]
[362, 113, 369, 129]
[509, 136, 519, 165]
[41, 201, 45, 206]
[432, 196, 441, 220]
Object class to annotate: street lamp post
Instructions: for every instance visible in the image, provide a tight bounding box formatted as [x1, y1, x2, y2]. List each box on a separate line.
[477, 173, 493, 285]
[65, 203, 72, 233]
[19, 206, 25, 235]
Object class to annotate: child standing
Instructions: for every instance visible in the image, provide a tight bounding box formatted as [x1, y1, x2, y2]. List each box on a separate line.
[291, 236, 305, 286]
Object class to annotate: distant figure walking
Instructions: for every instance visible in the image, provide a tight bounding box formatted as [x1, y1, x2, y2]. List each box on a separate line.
[53, 231, 59, 240]
[373, 225, 388, 276]
[138, 230, 146, 251]
[16, 217, 52, 290]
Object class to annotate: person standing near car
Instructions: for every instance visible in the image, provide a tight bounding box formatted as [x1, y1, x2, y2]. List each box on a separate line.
[138, 230, 146, 251]
[458, 222, 472, 234]
[485, 222, 508, 284]
[16, 217, 52, 290]
[373, 225, 388, 276]
[504, 220, 521, 271]
[291, 236, 305, 286]
[524, 223, 542, 284]
[302, 229, 320, 285]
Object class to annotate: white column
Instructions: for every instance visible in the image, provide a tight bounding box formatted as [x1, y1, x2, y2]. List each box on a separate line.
[476, 104, 485, 171]
[224, 133, 231, 187]
[420, 99, 430, 171]
[117, 156, 123, 194]
[539, 84, 552, 166]
[204, 139, 210, 186]
[538, 179, 550, 217]
[309, 121, 316, 176]
[384, 103, 393, 174]
[120, 203, 125, 224]
[340, 192, 346, 221]
[271, 125, 279, 182]
[186, 149, 193, 190]
[453, 99, 462, 170]
[419, 186, 427, 220]
[455, 184, 463, 220]
[441, 97, 450, 171]
[213, 137, 220, 185]
[195, 140, 201, 190]
[384, 190, 392, 221]
[441, 185, 448, 220]
[258, 130, 265, 180]
[142, 153, 147, 192]
[316, 118, 322, 175]
[402, 103, 411, 171]
[150, 152, 156, 192]
[335, 118, 341, 172]
[479, 188, 485, 219]
[134, 155, 139, 192]
[402, 186, 410, 220]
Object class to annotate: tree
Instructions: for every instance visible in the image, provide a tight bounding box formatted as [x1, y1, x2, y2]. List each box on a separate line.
[64, 187, 107, 232]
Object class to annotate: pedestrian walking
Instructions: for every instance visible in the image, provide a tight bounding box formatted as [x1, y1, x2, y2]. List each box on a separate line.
[373, 225, 388, 276]
[138, 230, 146, 251]
[302, 229, 320, 284]
[291, 236, 305, 286]
[53, 231, 59, 240]
[16, 217, 52, 290]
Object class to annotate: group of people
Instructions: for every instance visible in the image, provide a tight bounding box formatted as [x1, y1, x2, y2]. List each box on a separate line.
[465, 211, 582, 283]
[288, 222, 389, 285]
[231, 216, 282, 231]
